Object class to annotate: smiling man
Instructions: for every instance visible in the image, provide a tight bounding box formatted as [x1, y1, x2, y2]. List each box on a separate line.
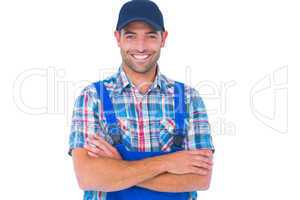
[69, 0, 214, 200]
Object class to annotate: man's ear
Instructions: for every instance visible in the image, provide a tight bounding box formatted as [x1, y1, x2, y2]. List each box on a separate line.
[160, 31, 168, 48]
[114, 31, 121, 47]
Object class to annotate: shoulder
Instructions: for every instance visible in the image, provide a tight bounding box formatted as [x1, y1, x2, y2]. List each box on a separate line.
[77, 83, 98, 101]
[184, 84, 202, 101]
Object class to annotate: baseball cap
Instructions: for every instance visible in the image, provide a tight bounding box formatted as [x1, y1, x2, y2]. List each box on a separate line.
[116, 0, 165, 32]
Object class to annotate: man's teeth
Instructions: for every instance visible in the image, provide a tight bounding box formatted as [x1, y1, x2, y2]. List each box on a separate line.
[132, 55, 150, 60]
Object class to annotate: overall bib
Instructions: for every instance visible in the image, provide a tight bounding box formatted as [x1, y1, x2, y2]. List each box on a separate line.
[93, 81, 190, 200]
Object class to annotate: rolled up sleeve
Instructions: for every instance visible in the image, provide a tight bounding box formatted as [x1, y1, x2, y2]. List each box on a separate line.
[68, 85, 104, 156]
[185, 88, 215, 152]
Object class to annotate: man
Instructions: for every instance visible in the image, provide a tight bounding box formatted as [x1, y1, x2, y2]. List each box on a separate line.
[69, 0, 214, 199]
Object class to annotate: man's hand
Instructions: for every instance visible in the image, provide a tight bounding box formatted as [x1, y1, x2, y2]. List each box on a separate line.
[84, 134, 122, 160]
[161, 149, 213, 176]
[85, 134, 213, 176]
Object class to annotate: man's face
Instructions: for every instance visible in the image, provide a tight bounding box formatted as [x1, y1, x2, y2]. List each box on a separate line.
[115, 21, 168, 74]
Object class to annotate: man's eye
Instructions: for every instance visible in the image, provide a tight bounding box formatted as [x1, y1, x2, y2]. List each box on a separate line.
[126, 35, 135, 39]
[148, 35, 157, 39]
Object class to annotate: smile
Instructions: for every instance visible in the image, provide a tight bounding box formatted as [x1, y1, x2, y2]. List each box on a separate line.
[131, 54, 151, 61]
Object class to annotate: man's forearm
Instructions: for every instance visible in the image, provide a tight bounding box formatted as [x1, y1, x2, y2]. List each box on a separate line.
[137, 170, 212, 192]
[73, 149, 167, 192]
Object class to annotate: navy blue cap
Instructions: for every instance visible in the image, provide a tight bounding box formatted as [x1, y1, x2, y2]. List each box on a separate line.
[116, 0, 165, 32]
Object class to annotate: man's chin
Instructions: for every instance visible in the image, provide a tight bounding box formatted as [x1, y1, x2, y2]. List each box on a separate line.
[132, 67, 150, 74]
[131, 65, 154, 74]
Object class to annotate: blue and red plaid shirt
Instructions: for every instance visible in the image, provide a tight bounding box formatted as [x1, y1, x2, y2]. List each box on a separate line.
[69, 66, 214, 200]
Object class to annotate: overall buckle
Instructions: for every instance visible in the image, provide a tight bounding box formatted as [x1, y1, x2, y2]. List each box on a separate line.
[173, 134, 185, 148]
[107, 124, 122, 145]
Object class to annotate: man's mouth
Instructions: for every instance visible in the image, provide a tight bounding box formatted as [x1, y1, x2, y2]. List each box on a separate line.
[131, 54, 151, 61]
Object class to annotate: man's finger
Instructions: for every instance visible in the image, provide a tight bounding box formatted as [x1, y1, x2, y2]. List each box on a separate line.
[87, 151, 99, 158]
[189, 149, 213, 158]
[94, 134, 114, 148]
[84, 144, 100, 155]
[193, 155, 213, 165]
[89, 138, 114, 157]
[87, 149, 109, 158]
[191, 161, 212, 170]
[88, 135, 122, 159]
[191, 167, 208, 175]
[93, 134, 118, 153]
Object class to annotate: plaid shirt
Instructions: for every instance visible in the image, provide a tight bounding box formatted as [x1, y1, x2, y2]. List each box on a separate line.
[69, 66, 214, 200]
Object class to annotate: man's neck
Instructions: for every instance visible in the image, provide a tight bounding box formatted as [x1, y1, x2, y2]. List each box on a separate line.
[122, 64, 157, 94]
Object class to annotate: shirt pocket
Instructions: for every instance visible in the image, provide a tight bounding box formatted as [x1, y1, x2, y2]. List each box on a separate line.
[159, 118, 190, 151]
[112, 118, 132, 150]
[159, 118, 176, 152]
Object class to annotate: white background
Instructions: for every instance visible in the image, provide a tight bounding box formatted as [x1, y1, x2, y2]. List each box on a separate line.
[0, 0, 299, 199]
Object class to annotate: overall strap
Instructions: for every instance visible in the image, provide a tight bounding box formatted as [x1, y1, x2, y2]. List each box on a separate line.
[93, 81, 122, 145]
[173, 81, 187, 149]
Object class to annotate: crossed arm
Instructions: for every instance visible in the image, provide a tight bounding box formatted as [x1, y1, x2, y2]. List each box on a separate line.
[137, 170, 212, 192]
[72, 136, 213, 192]
[72, 148, 167, 192]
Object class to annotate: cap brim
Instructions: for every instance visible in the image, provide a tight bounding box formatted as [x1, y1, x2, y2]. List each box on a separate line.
[117, 17, 164, 32]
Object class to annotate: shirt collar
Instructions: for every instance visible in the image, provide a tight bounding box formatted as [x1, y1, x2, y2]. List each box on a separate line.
[115, 65, 169, 94]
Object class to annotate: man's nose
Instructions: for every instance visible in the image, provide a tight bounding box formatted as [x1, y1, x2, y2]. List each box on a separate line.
[134, 38, 147, 52]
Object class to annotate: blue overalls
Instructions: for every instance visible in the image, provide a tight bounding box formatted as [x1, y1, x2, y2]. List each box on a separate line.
[93, 81, 190, 200]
